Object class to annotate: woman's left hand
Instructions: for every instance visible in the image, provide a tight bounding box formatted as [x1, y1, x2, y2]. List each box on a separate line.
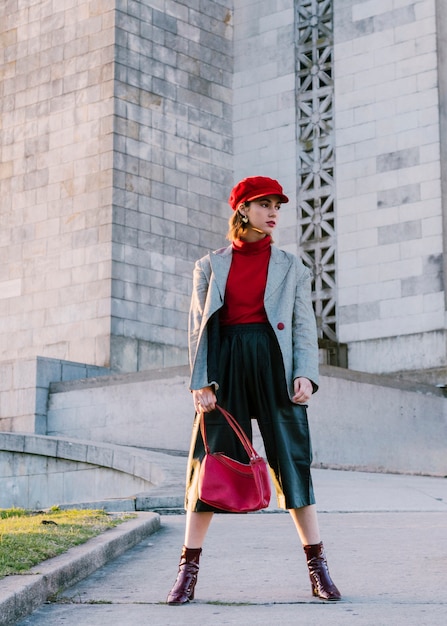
[292, 377, 313, 404]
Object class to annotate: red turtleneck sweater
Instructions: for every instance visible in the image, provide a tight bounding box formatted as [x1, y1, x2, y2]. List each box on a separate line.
[219, 236, 272, 326]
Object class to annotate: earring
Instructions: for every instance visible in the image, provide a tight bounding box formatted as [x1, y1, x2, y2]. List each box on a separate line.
[241, 214, 249, 224]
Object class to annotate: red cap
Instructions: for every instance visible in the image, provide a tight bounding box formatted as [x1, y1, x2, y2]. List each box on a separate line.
[228, 176, 289, 210]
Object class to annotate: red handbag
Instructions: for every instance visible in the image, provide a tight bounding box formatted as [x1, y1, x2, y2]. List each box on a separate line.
[198, 404, 271, 512]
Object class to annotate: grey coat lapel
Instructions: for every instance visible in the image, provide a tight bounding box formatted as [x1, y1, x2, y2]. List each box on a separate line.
[209, 243, 292, 304]
[264, 246, 293, 301]
[209, 245, 232, 303]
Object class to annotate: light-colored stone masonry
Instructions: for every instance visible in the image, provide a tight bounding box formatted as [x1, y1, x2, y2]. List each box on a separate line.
[109, 0, 233, 371]
[2, 0, 447, 441]
[0, 356, 109, 434]
[0, 0, 115, 367]
[0, 432, 168, 509]
[233, 0, 299, 251]
[44, 364, 447, 476]
[333, 0, 447, 373]
[0, 0, 233, 374]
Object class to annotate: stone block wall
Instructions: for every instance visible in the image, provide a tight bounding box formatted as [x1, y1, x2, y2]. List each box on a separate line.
[0, 1, 234, 375]
[0, 356, 109, 434]
[333, 0, 447, 373]
[0, 0, 115, 367]
[233, 0, 299, 252]
[45, 364, 447, 476]
[2, 0, 447, 390]
[109, 0, 233, 371]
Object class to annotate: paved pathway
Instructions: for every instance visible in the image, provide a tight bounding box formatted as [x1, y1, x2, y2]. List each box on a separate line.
[12, 469, 447, 626]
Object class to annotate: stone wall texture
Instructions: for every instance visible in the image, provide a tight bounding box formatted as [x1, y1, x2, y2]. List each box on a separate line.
[333, 0, 447, 373]
[0, 0, 233, 374]
[1, 0, 116, 367]
[44, 364, 447, 476]
[109, 0, 233, 371]
[232, 0, 299, 251]
[1, 0, 447, 385]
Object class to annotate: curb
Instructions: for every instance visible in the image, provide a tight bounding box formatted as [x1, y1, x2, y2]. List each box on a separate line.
[0, 512, 160, 626]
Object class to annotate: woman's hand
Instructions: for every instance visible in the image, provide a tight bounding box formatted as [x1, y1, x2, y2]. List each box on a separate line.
[193, 386, 217, 413]
[292, 377, 313, 404]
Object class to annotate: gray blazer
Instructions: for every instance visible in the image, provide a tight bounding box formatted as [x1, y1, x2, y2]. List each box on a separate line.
[189, 244, 319, 399]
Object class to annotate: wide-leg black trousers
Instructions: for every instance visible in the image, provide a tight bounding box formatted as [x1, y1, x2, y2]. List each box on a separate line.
[185, 323, 316, 512]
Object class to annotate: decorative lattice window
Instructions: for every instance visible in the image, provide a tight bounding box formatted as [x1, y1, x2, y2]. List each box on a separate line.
[296, 0, 337, 343]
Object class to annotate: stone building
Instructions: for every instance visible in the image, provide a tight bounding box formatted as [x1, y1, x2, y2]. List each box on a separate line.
[1, 0, 447, 432]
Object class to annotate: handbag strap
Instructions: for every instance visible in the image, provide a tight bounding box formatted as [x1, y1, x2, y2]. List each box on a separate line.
[199, 404, 261, 462]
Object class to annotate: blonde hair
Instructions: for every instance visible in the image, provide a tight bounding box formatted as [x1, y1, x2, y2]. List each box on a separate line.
[226, 201, 275, 242]
[226, 205, 249, 242]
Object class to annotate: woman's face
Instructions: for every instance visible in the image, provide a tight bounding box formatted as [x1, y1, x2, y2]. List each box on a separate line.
[241, 195, 282, 241]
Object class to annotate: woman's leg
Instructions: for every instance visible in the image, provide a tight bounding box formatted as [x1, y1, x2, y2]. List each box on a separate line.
[166, 511, 214, 605]
[288, 503, 320, 545]
[289, 504, 341, 601]
[184, 511, 214, 548]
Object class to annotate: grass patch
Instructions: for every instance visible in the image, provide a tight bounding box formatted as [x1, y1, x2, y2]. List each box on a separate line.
[0, 507, 135, 579]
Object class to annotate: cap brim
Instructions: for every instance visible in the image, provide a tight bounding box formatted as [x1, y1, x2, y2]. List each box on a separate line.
[246, 191, 289, 204]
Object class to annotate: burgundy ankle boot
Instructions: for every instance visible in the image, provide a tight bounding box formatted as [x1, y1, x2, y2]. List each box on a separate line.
[166, 546, 202, 605]
[303, 541, 341, 601]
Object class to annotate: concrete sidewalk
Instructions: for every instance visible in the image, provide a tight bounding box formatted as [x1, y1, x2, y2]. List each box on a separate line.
[5, 468, 447, 626]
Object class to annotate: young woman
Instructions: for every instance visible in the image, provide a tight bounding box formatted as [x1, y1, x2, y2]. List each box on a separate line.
[166, 176, 341, 604]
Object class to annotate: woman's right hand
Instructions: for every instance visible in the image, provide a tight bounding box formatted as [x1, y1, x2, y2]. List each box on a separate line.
[193, 387, 217, 413]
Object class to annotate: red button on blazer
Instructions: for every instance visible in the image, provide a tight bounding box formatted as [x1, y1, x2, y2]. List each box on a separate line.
[277, 322, 285, 330]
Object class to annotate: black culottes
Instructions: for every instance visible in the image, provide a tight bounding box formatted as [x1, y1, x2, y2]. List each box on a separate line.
[185, 323, 316, 512]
